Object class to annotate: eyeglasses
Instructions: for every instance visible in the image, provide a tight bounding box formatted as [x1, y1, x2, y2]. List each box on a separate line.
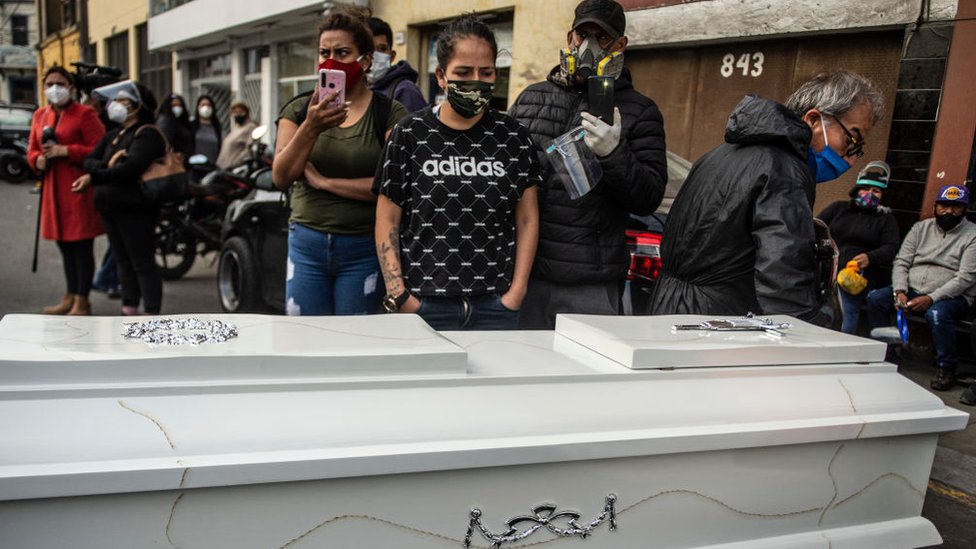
[830, 115, 865, 159]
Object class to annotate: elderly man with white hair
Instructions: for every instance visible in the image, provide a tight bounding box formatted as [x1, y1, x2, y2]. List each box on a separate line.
[651, 70, 884, 324]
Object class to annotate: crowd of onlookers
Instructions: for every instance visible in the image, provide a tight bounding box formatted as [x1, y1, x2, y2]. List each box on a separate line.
[29, 0, 976, 404]
[28, 68, 259, 317]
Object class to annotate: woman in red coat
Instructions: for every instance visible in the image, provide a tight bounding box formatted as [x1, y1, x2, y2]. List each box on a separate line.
[27, 66, 106, 315]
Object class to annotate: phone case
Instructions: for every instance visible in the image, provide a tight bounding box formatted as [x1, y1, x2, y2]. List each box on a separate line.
[319, 69, 346, 107]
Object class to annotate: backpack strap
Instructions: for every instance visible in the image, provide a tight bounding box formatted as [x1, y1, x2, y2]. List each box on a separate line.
[370, 92, 392, 146]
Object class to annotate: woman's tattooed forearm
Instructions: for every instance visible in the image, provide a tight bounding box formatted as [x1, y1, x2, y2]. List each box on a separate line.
[378, 228, 404, 291]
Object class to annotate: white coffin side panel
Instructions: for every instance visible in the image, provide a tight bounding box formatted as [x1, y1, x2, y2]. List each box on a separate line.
[0, 436, 941, 549]
[555, 314, 887, 368]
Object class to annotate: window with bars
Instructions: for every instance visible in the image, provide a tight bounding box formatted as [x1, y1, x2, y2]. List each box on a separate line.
[138, 24, 173, 103]
[11, 15, 29, 46]
[106, 31, 130, 78]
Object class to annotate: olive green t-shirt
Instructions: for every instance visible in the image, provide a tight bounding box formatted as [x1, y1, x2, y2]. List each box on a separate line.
[278, 94, 408, 234]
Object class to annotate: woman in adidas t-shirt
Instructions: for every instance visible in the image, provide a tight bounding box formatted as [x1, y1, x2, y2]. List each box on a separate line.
[374, 15, 540, 331]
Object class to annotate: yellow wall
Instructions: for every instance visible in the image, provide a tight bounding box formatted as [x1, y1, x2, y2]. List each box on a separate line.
[88, 0, 147, 78]
[371, 0, 580, 101]
[37, 30, 82, 104]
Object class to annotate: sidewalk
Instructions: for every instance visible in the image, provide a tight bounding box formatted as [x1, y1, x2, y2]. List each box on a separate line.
[890, 345, 976, 548]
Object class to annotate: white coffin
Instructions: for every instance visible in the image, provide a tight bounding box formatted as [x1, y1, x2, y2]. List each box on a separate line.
[0, 313, 968, 549]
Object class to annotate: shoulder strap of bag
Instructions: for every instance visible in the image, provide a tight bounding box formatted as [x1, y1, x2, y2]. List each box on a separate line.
[370, 92, 392, 146]
[135, 124, 172, 155]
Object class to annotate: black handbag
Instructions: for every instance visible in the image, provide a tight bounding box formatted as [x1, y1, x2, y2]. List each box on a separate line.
[138, 125, 188, 204]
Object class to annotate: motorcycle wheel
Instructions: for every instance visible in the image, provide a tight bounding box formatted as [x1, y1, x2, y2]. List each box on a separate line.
[1, 155, 30, 183]
[155, 212, 196, 280]
[218, 236, 262, 313]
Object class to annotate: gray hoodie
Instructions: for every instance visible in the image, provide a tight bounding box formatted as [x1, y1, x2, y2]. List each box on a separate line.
[892, 217, 976, 304]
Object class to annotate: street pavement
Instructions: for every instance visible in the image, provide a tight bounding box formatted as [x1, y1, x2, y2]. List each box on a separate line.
[1, 177, 974, 546]
[0, 179, 221, 317]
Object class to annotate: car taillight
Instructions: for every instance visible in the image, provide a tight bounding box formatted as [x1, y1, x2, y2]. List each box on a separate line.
[626, 229, 662, 283]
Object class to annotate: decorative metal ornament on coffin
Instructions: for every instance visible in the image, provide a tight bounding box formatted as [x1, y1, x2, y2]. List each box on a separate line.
[464, 494, 617, 548]
[122, 318, 239, 345]
[673, 314, 792, 337]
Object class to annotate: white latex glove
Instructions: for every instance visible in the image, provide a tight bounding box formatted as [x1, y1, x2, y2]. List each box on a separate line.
[580, 107, 621, 158]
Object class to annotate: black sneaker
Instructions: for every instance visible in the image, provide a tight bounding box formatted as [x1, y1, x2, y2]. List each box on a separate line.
[930, 369, 956, 391]
[961, 386, 976, 406]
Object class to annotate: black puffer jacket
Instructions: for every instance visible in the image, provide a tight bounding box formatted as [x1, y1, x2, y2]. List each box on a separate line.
[650, 94, 823, 321]
[508, 67, 667, 284]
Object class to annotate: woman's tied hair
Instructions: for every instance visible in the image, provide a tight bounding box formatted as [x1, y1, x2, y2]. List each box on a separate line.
[435, 14, 498, 71]
[785, 70, 885, 124]
[318, 5, 375, 57]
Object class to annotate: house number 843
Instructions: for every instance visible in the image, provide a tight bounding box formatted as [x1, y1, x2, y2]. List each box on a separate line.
[721, 52, 765, 78]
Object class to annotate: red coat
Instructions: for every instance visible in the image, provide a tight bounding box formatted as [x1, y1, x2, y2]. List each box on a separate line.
[27, 102, 106, 241]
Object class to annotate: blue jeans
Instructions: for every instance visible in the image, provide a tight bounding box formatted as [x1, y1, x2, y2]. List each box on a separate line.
[286, 222, 381, 316]
[417, 294, 519, 331]
[838, 282, 873, 334]
[866, 286, 970, 371]
[93, 245, 119, 290]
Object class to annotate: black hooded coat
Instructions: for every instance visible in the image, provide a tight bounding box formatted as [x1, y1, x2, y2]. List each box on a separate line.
[649, 94, 824, 321]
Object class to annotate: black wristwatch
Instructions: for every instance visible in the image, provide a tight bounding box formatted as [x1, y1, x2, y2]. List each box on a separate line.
[383, 291, 410, 313]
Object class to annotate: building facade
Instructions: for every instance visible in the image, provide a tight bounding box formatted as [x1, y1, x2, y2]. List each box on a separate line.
[88, 0, 173, 105]
[35, 0, 82, 104]
[1, 0, 38, 104]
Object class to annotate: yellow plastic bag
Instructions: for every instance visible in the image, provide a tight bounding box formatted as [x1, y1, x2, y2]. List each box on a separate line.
[836, 260, 868, 295]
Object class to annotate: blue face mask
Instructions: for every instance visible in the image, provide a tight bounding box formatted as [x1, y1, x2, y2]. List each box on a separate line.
[807, 117, 850, 183]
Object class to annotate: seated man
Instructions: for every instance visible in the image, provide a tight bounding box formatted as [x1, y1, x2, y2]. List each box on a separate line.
[866, 184, 976, 391]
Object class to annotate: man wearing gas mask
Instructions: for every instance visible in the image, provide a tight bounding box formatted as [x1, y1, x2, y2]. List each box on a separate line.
[509, 0, 667, 329]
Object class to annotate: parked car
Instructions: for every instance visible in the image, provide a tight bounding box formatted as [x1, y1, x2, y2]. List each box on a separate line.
[624, 151, 691, 314]
[0, 102, 35, 183]
[219, 151, 694, 315]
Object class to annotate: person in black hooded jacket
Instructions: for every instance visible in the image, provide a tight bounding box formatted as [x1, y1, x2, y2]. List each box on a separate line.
[509, 0, 667, 329]
[650, 71, 884, 323]
[72, 81, 166, 315]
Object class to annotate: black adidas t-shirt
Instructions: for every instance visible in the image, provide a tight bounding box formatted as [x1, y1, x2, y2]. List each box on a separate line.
[373, 106, 541, 297]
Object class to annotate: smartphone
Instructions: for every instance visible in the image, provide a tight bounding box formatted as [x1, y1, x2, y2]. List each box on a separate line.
[319, 69, 346, 107]
[587, 76, 614, 124]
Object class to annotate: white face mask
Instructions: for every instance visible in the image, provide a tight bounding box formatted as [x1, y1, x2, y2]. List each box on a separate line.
[107, 101, 130, 123]
[198, 105, 213, 119]
[367, 51, 392, 85]
[171, 105, 184, 118]
[45, 85, 71, 106]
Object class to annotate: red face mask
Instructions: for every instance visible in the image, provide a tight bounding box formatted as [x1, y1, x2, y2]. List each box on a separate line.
[318, 58, 364, 93]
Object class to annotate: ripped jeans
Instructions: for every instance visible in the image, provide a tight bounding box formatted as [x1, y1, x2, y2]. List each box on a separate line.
[286, 222, 382, 316]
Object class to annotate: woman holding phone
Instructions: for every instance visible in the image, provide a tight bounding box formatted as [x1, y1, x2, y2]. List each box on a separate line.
[374, 16, 541, 330]
[273, 6, 408, 316]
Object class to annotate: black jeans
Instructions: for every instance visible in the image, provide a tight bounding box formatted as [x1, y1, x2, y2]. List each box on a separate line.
[56, 239, 94, 297]
[100, 210, 162, 313]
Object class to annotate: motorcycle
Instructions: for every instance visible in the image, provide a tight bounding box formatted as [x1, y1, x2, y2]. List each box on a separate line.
[154, 125, 273, 280]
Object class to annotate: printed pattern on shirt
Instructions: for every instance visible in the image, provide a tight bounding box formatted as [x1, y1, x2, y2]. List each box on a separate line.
[374, 107, 541, 297]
